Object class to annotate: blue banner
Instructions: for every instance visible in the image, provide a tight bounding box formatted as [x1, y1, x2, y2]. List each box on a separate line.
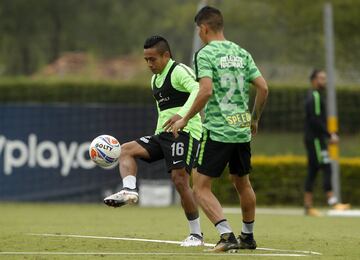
[0, 104, 167, 201]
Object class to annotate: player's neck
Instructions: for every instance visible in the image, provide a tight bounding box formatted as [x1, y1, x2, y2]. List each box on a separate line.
[206, 32, 226, 43]
[157, 58, 172, 75]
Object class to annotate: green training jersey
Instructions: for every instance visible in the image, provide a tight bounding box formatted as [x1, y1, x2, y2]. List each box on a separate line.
[152, 59, 202, 140]
[194, 40, 261, 143]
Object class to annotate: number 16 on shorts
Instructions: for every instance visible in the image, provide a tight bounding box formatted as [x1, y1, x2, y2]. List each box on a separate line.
[166, 132, 199, 172]
[171, 142, 184, 161]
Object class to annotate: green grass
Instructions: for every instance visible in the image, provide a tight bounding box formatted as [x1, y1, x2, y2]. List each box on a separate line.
[252, 132, 360, 157]
[1, 203, 360, 259]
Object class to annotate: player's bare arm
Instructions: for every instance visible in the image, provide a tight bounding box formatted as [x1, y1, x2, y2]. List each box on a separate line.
[251, 76, 268, 136]
[171, 77, 212, 137]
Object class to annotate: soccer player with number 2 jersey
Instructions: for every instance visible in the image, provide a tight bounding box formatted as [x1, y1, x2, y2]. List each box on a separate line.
[172, 6, 269, 252]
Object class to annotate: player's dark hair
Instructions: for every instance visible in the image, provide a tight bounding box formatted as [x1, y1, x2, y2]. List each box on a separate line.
[144, 35, 172, 57]
[309, 69, 324, 82]
[194, 6, 224, 32]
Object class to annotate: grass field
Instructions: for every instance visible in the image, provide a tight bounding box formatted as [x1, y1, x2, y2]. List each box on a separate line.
[1, 203, 359, 259]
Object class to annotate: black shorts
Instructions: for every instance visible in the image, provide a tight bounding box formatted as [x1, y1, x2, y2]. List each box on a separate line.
[136, 131, 199, 173]
[305, 137, 331, 167]
[195, 130, 252, 178]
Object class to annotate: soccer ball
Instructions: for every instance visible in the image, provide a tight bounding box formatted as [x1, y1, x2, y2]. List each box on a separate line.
[89, 135, 121, 169]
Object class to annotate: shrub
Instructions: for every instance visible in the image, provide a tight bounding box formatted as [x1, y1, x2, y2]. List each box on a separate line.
[212, 156, 360, 206]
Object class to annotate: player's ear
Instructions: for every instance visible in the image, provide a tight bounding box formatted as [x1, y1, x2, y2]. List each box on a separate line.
[163, 51, 171, 59]
[200, 24, 208, 35]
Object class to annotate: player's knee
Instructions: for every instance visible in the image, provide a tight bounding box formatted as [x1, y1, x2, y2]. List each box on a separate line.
[192, 181, 202, 198]
[120, 142, 139, 158]
[120, 142, 132, 157]
[231, 174, 250, 189]
[192, 172, 212, 198]
[193, 182, 209, 201]
[171, 170, 189, 192]
[171, 174, 183, 189]
[193, 186, 202, 202]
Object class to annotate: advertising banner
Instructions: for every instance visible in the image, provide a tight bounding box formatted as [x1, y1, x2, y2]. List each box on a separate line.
[0, 104, 167, 201]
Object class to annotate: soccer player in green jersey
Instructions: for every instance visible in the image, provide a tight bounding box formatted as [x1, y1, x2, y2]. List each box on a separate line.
[104, 36, 204, 247]
[171, 7, 268, 252]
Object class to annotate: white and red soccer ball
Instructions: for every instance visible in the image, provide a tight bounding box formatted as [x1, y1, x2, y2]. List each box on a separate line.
[89, 135, 121, 169]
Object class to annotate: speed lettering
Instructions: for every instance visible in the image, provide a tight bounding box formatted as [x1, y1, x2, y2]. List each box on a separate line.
[226, 112, 251, 127]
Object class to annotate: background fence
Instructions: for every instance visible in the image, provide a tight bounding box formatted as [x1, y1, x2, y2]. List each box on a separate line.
[1, 81, 359, 133]
[0, 82, 359, 204]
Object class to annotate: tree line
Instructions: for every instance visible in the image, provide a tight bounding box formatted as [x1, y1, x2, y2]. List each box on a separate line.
[0, 0, 359, 81]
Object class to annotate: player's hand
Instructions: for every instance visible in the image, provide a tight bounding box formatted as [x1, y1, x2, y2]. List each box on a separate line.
[171, 118, 188, 138]
[330, 133, 339, 144]
[251, 120, 258, 136]
[163, 114, 182, 132]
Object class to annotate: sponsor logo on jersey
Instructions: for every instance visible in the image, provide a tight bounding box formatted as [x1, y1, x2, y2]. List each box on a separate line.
[158, 92, 170, 104]
[220, 55, 244, 69]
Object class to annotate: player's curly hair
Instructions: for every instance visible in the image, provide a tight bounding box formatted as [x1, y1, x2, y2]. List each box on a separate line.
[143, 35, 172, 58]
[194, 6, 224, 32]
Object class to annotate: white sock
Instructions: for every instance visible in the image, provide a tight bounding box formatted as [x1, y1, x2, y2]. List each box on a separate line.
[242, 220, 254, 234]
[122, 175, 136, 189]
[188, 217, 202, 236]
[328, 196, 338, 206]
[215, 219, 232, 235]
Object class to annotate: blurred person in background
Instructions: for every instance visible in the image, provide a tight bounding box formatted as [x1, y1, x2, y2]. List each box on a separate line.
[304, 69, 350, 217]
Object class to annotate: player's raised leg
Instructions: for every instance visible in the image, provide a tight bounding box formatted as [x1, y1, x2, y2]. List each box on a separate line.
[171, 168, 203, 247]
[104, 140, 150, 207]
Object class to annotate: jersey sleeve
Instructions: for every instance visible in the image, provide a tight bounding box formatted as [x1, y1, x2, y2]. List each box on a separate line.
[247, 53, 262, 81]
[171, 64, 197, 92]
[194, 49, 213, 80]
[171, 64, 200, 117]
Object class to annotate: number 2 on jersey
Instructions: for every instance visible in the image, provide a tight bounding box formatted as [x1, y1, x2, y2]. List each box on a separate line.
[219, 73, 247, 111]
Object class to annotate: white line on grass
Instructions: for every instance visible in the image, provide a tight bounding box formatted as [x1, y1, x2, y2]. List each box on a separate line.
[327, 209, 360, 217]
[28, 233, 322, 256]
[0, 252, 308, 257]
